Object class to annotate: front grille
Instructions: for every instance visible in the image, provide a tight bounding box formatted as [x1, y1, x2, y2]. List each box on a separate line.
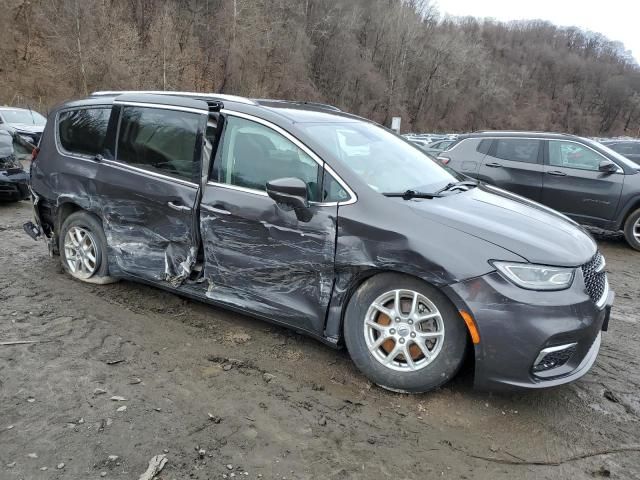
[582, 252, 607, 307]
[533, 344, 577, 373]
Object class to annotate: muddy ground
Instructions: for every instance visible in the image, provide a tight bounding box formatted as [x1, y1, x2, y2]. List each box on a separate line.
[1, 198, 639, 480]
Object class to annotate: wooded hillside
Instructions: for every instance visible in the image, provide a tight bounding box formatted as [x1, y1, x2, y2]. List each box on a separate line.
[1, 0, 639, 136]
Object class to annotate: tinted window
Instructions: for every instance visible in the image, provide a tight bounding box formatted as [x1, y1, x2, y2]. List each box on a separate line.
[212, 116, 321, 200]
[548, 141, 605, 171]
[476, 139, 492, 154]
[493, 139, 540, 163]
[117, 107, 201, 182]
[58, 108, 111, 157]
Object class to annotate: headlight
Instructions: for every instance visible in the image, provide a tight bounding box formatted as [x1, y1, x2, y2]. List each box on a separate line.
[492, 261, 575, 291]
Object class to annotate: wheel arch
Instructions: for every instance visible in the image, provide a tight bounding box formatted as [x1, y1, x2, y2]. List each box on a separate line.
[616, 195, 640, 230]
[325, 268, 473, 348]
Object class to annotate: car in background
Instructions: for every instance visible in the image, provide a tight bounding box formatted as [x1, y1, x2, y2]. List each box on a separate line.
[439, 131, 640, 250]
[421, 139, 456, 156]
[0, 129, 30, 201]
[0, 106, 47, 152]
[601, 140, 640, 165]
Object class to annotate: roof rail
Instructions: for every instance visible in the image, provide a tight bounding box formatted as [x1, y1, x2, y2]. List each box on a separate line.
[255, 99, 341, 112]
[474, 130, 574, 136]
[91, 90, 256, 106]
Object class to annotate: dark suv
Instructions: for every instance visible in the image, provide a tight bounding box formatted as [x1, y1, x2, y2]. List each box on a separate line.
[439, 132, 640, 250]
[26, 92, 613, 392]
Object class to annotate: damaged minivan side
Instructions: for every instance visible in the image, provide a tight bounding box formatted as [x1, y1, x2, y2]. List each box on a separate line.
[27, 91, 613, 393]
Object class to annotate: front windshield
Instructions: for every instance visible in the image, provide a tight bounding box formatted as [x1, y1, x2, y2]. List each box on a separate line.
[301, 122, 460, 193]
[1, 109, 46, 126]
[582, 137, 639, 170]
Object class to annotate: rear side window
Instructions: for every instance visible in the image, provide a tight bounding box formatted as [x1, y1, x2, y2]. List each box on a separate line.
[58, 108, 111, 157]
[117, 107, 202, 182]
[476, 139, 492, 154]
[493, 139, 540, 163]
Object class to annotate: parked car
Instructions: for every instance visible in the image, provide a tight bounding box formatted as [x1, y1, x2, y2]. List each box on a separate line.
[0, 130, 30, 201]
[601, 140, 640, 165]
[421, 139, 456, 156]
[26, 92, 612, 393]
[0, 106, 47, 151]
[439, 131, 640, 251]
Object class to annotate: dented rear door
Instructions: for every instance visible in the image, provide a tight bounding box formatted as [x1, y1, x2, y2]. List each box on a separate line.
[97, 99, 208, 284]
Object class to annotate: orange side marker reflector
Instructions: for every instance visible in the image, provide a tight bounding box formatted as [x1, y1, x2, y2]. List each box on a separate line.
[460, 310, 480, 344]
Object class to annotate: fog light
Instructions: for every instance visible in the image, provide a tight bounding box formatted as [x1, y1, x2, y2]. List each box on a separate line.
[533, 343, 577, 373]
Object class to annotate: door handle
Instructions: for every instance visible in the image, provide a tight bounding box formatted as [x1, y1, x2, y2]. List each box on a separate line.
[547, 171, 567, 177]
[485, 162, 502, 168]
[167, 201, 191, 212]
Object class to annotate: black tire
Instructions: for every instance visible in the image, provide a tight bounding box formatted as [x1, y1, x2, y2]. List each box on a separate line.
[59, 211, 117, 284]
[623, 208, 640, 251]
[343, 273, 467, 393]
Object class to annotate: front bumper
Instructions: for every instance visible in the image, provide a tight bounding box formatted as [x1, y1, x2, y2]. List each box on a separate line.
[446, 270, 613, 391]
[0, 171, 29, 200]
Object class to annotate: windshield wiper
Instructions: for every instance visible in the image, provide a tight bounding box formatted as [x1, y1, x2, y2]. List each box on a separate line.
[435, 180, 478, 195]
[383, 190, 443, 200]
[383, 181, 478, 200]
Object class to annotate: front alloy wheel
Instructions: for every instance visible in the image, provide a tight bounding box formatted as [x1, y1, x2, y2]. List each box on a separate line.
[364, 289, 445, 372]
[344, 273, 467, 393]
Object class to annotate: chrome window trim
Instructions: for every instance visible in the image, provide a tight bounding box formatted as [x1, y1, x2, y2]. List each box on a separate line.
[101, 159, 198, 188]
[209, 109, 357, 207]
[113, 100, 208, 115]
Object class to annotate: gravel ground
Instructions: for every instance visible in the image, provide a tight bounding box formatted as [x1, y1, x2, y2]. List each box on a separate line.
[1, 199, 639, 480]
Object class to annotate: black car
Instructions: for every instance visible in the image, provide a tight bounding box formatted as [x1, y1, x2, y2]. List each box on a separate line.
[601, 140, 640, 165]
[0, 130, 30, 201]
[439, 132, 640, 250]
[26, 92, 613, 392]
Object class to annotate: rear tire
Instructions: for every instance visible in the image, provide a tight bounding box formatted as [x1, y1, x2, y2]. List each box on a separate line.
[623, 208, 640, 251]
[59, 211, 117, 284]
[343, 273, 467, 393]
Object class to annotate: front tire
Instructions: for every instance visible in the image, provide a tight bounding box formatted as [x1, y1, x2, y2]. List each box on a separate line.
[623, 208, 640, 251]
[344, 273, 467, 393]
[59, 211, 117, 284]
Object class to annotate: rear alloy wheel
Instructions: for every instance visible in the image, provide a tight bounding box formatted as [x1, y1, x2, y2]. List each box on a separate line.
[63, 226, 99, 279]
[344, 273, 467, 393]
[59, 211, 117, 284]
[623, 208, 640, 251]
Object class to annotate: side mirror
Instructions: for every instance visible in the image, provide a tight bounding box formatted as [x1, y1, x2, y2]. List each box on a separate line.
[598, 160, 619, 174]
[266, 177, 312, 222]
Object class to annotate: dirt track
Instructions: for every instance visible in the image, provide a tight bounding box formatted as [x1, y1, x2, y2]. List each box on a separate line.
[1, 199, 639, 480]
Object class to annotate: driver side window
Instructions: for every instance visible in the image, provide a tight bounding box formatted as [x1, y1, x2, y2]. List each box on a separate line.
[211, 116, 321, 201]
[548, 141, 604, 171]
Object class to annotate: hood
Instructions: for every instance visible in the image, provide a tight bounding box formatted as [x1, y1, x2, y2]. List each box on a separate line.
[405, 184, 597, 267]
